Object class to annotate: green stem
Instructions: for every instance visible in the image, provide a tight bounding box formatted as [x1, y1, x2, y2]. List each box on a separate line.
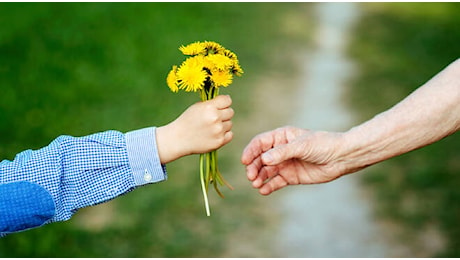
[200, 153, 210, 216]
[205, 152, 211, 191]
[198, 85, 228, 215]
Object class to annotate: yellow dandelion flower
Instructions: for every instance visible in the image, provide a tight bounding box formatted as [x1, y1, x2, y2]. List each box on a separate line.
[231, 62, 244, 77]
[177, 58, 207, 92]
[166, 65, 179, 92]
[200, 56, 215, 71]
[202, 41, 224, 55]
[207, 54, 233, 71]
[211, 69, 233, 87]
[179, 41, 205, 56]
[222, 49, 238, 61]
[165, 40, 245, 216]
[183, 55, 204, 67]
[178, 56, 202, 71]
[219, 49, 243, 76]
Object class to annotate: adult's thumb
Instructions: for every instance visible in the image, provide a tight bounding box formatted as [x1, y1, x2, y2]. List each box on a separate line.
[261, 143, 296, 166]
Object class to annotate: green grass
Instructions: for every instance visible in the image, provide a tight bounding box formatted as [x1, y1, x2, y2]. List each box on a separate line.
[0, 2, 314, 257]
[347, 3, 460, 257]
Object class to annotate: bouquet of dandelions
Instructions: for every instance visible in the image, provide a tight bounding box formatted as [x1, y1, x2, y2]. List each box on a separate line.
[166, 41, 243, 216]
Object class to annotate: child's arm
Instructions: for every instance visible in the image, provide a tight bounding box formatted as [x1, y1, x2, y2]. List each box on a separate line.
[0, 95, 234, 236]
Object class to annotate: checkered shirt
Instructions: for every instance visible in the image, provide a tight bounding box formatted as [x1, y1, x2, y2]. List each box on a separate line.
[0, 127, 167, 237]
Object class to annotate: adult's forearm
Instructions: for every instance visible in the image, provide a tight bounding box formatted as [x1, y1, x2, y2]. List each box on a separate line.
[339, 59, 460, 173]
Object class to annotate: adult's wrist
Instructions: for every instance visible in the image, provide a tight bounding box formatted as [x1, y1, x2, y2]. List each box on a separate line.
[336, 126, 381, 175]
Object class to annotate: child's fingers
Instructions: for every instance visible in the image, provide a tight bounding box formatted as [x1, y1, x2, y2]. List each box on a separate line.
[223, 130, 234, 145]
[212, 95, 232, 109]
[221, 120, 233, 132]
[220, 107, 234, 121]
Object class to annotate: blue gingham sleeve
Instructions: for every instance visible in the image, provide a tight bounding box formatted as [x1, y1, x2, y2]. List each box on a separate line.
[0, 127, 167, 237]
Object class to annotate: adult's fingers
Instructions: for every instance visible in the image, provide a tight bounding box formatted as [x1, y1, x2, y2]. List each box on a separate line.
[250, 165, 278, 188]
[259, 175, 289, 196]
[241, 131, 277, 165]
[245, 156, 263, 181]
[261, 142, 298, 166]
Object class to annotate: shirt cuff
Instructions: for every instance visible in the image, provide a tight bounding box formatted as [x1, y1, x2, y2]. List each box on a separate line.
[125, 127, 167, 186]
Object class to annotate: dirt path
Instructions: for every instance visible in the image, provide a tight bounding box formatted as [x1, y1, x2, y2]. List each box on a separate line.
[272, 3, 392, 257]
[221, 2, 421, 257]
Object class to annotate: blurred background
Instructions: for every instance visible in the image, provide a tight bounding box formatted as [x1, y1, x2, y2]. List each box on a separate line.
[0, 2, 459, 257]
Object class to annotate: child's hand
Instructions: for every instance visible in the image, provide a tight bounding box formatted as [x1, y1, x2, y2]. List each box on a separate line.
[156, 95, 234, 164]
